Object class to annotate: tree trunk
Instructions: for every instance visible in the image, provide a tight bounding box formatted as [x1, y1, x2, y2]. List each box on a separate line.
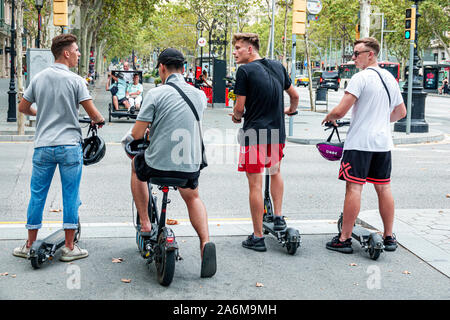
[16, 0, 25, 134]
[282, 0, 288, 67]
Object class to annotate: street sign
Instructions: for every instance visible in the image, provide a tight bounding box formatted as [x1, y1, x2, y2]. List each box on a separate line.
[307, 14, 319, 21]
[307, 0, 322, 15]
[198, 37, 207, 47]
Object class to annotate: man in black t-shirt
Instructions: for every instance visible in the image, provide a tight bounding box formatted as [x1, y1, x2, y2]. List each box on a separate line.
[230, 33, 299, 252]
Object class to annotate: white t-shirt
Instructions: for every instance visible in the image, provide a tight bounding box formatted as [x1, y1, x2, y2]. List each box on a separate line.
[344, 67, 404, 152]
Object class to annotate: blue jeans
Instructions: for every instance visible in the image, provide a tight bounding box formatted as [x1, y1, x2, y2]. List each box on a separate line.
[26, 144, 83, 230]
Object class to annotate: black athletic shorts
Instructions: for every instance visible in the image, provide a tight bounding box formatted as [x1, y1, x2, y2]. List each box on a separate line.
[339, 150, 392, 185]
[134, 152, 200, 190]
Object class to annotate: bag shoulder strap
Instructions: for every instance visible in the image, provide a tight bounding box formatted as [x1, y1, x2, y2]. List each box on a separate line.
[367, 67, 391, 106]
[255, 59, 284, 89]
[166, 82, 200, 121]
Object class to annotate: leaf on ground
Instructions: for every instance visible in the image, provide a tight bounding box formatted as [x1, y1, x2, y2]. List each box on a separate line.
[112, 258, 123, 263]
[11, 275, 16, 278]
[446, 194, 450, 198]
[166, 219, 179, 225]
[402, 270, 411, 275]
[256, 282, 264, 287]
[121, 279, 131, 283]
[0, 272, 8, 276]
[50, 208, 62, 212]
[349, 263, 357, 266]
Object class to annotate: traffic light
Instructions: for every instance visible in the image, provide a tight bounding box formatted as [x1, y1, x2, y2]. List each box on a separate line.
[405, 7, 416, 41]
[53, 0, 68, 27]
[292, 0, 307, 35]
[355, 24, 360, 40]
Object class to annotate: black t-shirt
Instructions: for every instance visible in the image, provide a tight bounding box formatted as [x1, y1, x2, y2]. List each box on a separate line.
[234, 58, 291, 146]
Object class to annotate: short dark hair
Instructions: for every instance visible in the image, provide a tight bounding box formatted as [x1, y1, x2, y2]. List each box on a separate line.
[51, 34, 77, 59]
[232, 33, 260, 51]
[354, 37, 380, 56]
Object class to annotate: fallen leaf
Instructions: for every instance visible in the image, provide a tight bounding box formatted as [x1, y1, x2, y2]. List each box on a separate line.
[0, 272, 8, 276]
[112, 258, 123, 263]
[349, 263, 357, 266]
[446, 194, 450, 198]
[217, 224, 221, 227]
[166, 219, 179, 225]
[402, 270, 411, 275]
[11, 275, 16, 278]
[50, 208, 62, 212]
[121, 279, 131, 283]
[256, 282, 264, 287]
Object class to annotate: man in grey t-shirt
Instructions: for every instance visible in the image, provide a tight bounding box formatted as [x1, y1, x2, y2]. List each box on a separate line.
[128, 48, 216, 278]
[13, 34, 104, 262]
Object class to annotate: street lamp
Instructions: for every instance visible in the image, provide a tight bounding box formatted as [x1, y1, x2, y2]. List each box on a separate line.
[7, 0, 16, 122]
[35, 0, 44, 48]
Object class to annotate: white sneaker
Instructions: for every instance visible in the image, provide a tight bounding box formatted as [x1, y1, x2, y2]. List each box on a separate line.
[13, 242, 30, 258]
[60, 244, 89, 262]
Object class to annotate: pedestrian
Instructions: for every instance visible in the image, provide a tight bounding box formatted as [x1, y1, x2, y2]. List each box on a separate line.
[13, 34, 105, 262]
[321, 37, 406, 253]
[125, 48, 216, 277]
[230, 33, 299, 252]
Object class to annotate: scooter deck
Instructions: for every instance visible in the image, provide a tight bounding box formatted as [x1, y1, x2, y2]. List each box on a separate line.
[352, 225, 372, 242]
[263, 221, 287, 237]
[43, 228, 66, 247]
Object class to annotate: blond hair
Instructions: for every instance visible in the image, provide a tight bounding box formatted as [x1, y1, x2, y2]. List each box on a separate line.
[232, 33, 260, 51]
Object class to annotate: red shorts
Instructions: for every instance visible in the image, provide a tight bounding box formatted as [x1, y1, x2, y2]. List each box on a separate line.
[238, 144, 285, 173]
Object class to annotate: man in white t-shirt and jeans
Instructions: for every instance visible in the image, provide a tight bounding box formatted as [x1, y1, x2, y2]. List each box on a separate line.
[322, 37, 406, 254]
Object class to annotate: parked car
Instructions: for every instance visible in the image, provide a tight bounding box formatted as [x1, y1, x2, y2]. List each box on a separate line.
[319, 71, 340, 91]
[295, 74, 309, 87]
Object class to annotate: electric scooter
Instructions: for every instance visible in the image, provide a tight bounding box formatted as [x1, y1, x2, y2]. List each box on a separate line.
[29, 118, 104, 269]
[337, 214, 384, 260]
[262, 111, 301, 254]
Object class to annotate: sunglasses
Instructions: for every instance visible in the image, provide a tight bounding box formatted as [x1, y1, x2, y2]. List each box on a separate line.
[352, 50, 371, 57]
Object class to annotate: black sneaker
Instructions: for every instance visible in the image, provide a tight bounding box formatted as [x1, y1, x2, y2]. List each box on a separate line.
[273, 216, 287, 231]
[383, 234, 398, 251]
[326, 234, 353, 253]
[242, 234, 266, 252]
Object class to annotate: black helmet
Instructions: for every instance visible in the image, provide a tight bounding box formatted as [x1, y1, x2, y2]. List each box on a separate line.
[83, 125, 106, 166]
[125, 138, 149, 159]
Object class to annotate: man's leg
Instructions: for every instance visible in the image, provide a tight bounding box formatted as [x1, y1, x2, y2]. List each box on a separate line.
[374, 183, 395, 237]
[178, 187, 210, 255]
[268, 163, 283, 216]
[113, 96, 119, 111]
[246, 172, 264, 238]
[340, 182, 364, 241]
[130, 158, 151, 232]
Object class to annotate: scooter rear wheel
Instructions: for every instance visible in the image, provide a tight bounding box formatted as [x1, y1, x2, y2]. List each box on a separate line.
[368, 233, 383, 260]
[285, 228, 300, 255]
[155, 232, 176, 286]
[30, 240, 46, 269]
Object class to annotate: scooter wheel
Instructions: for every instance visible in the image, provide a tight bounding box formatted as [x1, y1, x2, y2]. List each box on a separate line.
[155, 232, 176, 286]
[285, 228, 300, 255]
[29, 240, 46, 269]
[368, 233, 383, 261]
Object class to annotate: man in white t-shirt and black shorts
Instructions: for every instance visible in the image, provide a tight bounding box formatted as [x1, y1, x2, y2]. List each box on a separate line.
[322, 37, 406, 254]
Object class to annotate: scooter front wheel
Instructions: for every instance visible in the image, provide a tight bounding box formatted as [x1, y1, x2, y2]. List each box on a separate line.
[155, 232, 176, 286]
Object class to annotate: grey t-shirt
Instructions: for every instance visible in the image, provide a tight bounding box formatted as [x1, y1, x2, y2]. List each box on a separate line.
[136, 73, 207, 172]
[24, 63, 92, 148]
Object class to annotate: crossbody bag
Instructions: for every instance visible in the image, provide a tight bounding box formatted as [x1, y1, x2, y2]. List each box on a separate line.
[166, 82, 208, 170]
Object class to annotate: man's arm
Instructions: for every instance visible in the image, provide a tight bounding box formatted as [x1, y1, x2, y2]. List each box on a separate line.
[390, 103, 406, 122]
[284, 85, 299, 115]
[322, 92, 357, 125]
[18, 98, 36, 116]
[131, 120, 150, 140]
[80, 99, 105, 125]
[230, 95, 245, 123]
